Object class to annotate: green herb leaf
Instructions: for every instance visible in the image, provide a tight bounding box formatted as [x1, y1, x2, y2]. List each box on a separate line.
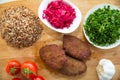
[84, 5, 120, 46]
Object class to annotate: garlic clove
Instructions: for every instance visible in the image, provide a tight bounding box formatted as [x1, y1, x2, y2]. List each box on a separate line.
[96, 59, 116, 80]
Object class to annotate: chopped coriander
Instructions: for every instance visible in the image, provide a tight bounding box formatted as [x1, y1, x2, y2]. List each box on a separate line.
[84, 5, 120, 46]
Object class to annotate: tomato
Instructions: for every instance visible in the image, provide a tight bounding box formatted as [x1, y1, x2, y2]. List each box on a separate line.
[12, 77, 21, 80]
[29, 74, 37, 80]
[6, 60, 21, 76]
[21, 61, 38, 79]
[33, 76, 45, 80]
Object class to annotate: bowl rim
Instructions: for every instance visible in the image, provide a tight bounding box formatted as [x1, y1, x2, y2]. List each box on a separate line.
[83, 4, 120, 49]
[38, 0, 82, 34]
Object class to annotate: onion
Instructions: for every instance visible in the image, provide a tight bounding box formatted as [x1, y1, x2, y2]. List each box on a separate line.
[43, 0, 76, 29]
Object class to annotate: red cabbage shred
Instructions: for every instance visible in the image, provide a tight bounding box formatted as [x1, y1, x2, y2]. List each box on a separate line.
[43, 0, 76, 29]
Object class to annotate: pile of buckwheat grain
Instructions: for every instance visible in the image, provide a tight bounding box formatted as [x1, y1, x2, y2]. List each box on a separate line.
[0, 6, 43, 48]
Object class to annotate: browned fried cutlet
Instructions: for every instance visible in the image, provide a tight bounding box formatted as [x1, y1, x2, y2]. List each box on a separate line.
[40, 44, 67, 70]
[60, 56, 87, 76]
[63, 35, 91, 60]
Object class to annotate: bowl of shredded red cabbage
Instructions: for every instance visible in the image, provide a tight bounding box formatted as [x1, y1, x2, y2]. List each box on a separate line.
[38, 0, 82, 33]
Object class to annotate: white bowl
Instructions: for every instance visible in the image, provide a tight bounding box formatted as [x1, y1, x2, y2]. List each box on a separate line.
[83, 4, 120, 49]
[38, 0, 82, 34]
[0, 0, 12, 4]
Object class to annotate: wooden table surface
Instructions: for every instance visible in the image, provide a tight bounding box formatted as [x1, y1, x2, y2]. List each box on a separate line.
[0, 0, 120, 80]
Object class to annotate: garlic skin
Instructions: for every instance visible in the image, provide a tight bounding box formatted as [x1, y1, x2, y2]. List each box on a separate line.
[96, 59, 116, 80]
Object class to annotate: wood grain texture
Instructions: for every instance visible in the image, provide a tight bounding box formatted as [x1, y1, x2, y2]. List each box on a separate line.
[0, 0, 120, 80]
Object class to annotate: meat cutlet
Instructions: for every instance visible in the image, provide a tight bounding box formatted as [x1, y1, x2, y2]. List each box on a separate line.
[63, 35, 91, 60]
[60, 56, 87, 76]
[40, 44, 67, 70]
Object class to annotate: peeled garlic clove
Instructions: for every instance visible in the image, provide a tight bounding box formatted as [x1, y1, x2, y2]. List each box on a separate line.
[96, 59, 116, 80]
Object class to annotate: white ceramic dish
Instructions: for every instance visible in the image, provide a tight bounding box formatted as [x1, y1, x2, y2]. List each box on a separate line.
[0, 0, 14, 4]
[83, 4, 120, 49]
[38, 0, 82, 34]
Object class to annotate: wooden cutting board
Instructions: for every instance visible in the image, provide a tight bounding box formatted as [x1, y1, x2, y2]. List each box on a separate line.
[0, 0, 120, 80]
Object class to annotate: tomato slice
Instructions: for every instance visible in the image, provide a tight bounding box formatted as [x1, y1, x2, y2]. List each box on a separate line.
[33, 76, 45, 80]
[21, 61, 38, 79]
[6, 60, 21, 76]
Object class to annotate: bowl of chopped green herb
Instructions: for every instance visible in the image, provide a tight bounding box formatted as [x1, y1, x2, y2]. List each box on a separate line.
[83, 4, 120, 49]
